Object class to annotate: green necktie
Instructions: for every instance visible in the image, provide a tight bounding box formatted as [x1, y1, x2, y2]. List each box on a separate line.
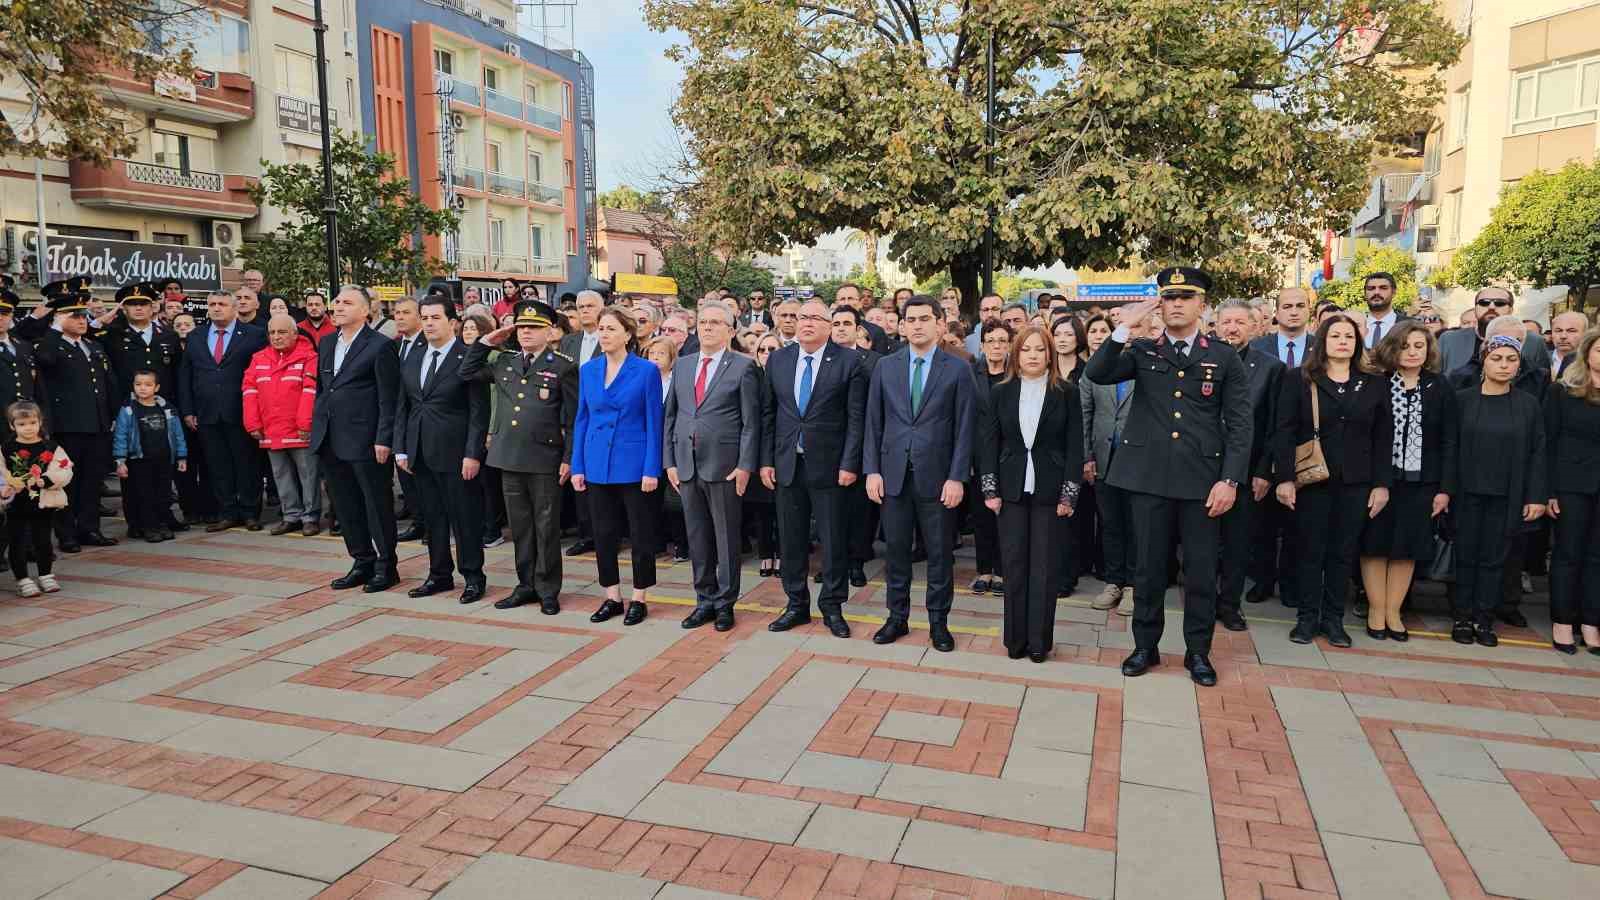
[911, 357, 925, 416]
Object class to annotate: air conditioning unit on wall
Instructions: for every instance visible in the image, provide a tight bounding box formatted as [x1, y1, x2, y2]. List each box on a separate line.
[1417, 205, 1441, 227]
[213, 221, 243, 268]
[503, 42, 522, 59]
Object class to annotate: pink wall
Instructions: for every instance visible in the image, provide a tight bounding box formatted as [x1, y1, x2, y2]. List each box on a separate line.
[596, 230, 664, 280]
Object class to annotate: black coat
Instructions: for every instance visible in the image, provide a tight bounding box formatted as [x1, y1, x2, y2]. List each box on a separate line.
[32, 331, 115, 434]
[1238, 345, 1285, 480]
[392, 340, 488, 471]
[1386, 370, 1459, 486]
[1448, 386, 1546, 532]
[1273, 368, 1394, 487]
[1544, 386, 1600, 496]
[760, 341, 866, 487]
[179, 321, 267, 424]
[310, 326, 399, 462]
[0, 337, 39, 441]
[977, 376, 1083, 506]
[99, 318, 181, 402]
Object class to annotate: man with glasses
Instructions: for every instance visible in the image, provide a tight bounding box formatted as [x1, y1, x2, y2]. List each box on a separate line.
[739, 289, 772, 329]
[657, 312, 691, 355]
[1439, 287, 1549, 375]
[964, 292, 1005, 356]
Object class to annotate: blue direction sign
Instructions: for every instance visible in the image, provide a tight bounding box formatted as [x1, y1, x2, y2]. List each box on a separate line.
[1075, 283, 1157, 298]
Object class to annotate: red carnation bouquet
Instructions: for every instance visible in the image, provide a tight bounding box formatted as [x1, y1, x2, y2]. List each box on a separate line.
[7, 447, 57, 500]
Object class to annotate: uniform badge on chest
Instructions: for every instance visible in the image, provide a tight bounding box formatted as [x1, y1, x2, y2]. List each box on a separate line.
[1202, 382, 1214, 397]
[540, 387, 550, 400]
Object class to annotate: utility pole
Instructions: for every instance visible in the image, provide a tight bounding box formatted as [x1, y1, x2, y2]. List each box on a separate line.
[982, 31, 996, 298]
[312, 0, 341, 297]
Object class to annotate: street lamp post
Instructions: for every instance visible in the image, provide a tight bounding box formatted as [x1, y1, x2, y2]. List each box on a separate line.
[311, 0, 341, 298]
[982, 32, 996, 298]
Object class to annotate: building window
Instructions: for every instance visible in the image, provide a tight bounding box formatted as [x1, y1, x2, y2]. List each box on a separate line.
[1447, 88, 1470, 150]
[525, 83, 538, 107]
[152, 131, 191, 172]
[274, 47, 318, 99]
[566, 228, 576, 255]
[561, 82, 572, 119]
[483, 67, 499, 93]
[1510, 57, 1600, 135]
[1445, 190, 1463, 249]
[489, 217, 505, 254]
[633, 252, 647, 274]
[345, 77, 355, 119]
[433, 48, 453, 75]
[527, 151, 542, 183]
[487, 141, 502, 173]
[530, 224, 545, 259]
[151, 232, 188, 246]
[563, 159, 574, 188]
[144, 4, 252, 75]
[1416, 227, 1438, 253]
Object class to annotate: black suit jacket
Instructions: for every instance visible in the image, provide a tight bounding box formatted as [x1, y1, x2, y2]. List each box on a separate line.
[0, 338, 39, 441]
[310, 326, 399, 462]
[393, 340, 488, 471]
[1249, 332, 1317, 368]
[178, 321, 267, 424]
[1273, 368, 1394, 487]
[1389, 370, 1458, 485]
[99, 319, 181, 402]
[1238, 345, 1286, 480]
[760, 341, 866, 487]
[1545, 386, 1600, 495]
[977, 377, 1083, 505]
[34, 331, 116, 433]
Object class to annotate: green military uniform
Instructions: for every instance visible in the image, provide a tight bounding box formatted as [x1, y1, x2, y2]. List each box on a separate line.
[460, 300, 578, 611]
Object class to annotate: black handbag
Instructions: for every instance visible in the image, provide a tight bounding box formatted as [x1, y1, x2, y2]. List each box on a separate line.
[1427, 511, 1456, 583]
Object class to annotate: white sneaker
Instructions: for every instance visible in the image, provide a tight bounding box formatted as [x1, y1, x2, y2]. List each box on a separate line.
[1091, 583, 1122, 611]
[483, 536, 506, 549]
[17, 578, 39, 598]
[38, 574, 59, 593]
[1116, 586, 1135, 616]
[1520, 573, 1533, 595]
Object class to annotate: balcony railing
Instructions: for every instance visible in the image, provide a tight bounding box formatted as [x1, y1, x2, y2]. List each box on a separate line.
[529, 258, 565, 277]
[486, 172, 526, 199]
[528, 182, 563, 206]
[437, 72, 480, 106]
[490, 254, 527, 273]
[124, 160, 224, 192]
[458, 248, 487, 271]
[484, 87, 522, 119]
[446, 167, 484, 191]
[524, 103, 562, 131]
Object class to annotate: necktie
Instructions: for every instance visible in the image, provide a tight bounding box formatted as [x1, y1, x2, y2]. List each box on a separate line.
[1, 343, 11, 358]
[1285, 340, 1296, 368]
[694, 356, 712, 406]
[1115, 380, 1129, 405]
[911, 357, 925, 416]
[1371, 321, 1383, 346]
[423, 349, 440, 390]
[797, 355, 814, 415]
[1174, 340, 1188, 361]
[212, 329, 225, 363]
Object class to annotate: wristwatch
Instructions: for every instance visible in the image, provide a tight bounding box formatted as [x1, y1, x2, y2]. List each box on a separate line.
[1221, 479, 1239, 489]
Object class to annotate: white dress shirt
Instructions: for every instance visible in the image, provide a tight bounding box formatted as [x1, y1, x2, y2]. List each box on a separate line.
[792, 344, 825, 404]
[131, 324, 154, 347]
[1018, 375, 1047, 494]
[418, 337, 457, 391]
[333, 328, 360, 374]
[693, 348, 725, 397]
[579, 330, 599, 365]
[1366, 311, 1398, 347]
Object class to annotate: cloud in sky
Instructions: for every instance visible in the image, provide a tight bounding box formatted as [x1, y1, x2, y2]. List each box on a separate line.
[570, 0, 684, 192]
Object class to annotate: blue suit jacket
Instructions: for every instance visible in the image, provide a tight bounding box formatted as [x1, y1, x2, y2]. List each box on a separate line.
[178, 321, 266, 424]
[571, 353, 663, 484]
[863, 346, 976, 499]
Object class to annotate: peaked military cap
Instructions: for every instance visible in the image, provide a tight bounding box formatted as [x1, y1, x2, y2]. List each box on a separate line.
[1156, 266, 1213, 296]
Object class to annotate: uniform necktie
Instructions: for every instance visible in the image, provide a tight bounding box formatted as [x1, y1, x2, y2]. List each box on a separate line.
[1, 343, 11, 358]
[1286, 340, 1296, 368]
[911, 357, 925, 416]
[1174, 340, 1188, 361]
[694, 356, 712, 406]
[797, 355, 814, 415]
[423, 349, 440, 390]
[212, 329, 225, 363]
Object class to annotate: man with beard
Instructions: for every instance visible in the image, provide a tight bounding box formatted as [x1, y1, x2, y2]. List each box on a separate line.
[1361, 272, 1407, 349]
[1439, 286, 1549, 375]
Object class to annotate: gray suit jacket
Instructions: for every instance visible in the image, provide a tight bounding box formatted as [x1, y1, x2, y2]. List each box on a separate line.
[1439, 326, 1549, 376]
[1080, 376, 1135, 472]
[663, 350, 761, 482]
[862, 346, 977, 499]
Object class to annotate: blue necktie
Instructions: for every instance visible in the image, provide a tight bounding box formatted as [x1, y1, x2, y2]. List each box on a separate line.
[1112, 381, 1130, 448]
[797, 355, 813, 415]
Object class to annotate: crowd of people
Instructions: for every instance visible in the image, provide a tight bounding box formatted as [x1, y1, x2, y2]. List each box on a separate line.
[2, 264, 1598, 681]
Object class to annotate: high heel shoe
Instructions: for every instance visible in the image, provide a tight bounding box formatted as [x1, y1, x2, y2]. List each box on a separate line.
[1387, 628, 1409, 642]
[1553, 640, 1578, 655]
[1366, 626, 1388, 640]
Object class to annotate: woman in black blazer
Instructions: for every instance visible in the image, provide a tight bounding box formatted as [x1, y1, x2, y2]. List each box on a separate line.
[968, 322, 1013, 596]
[1446, 335, 1546, 647]
[1359, 322, 1456, 641]
[1273, 314, 1393, 648]
[978, 324, 1083, 662]
[1544, 329, 1600, 654]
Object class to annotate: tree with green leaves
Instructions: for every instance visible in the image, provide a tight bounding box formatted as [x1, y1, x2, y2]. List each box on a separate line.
[1, 1, 207, 164]
[242, 132, 458, 292]
[598, 185, 670, 213]
[1439, 159, 1600, 313]
[644, 0, 1461, 312]
[658, 245, 775, 301]
[1316, 244, 1424, 312]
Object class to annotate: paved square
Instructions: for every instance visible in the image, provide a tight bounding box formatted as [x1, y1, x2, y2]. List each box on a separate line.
[2, 528, 1599, 897]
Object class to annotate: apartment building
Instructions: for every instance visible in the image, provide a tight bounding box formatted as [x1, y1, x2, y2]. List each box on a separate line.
[0, 0, 365, 295]
[356, 0, 594, 307]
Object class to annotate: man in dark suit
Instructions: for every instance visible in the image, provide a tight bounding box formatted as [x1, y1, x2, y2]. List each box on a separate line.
[1214, 300, 1284, 632]
[0, 284, 39, 445]
[738, 290, 773, 329]
[392, 298, 427, 541]
[833, 306, 880, 585]
[834, 284, 888, 352]
[1246, 286, 1315, 605]
[558, 289, 604, 555]
[311, 287, 401, 593]
[665, 300, 760, 632]
[178, 291, 268, 531]
[1086, 267, 1252, 687]
[393, 295, 489, 605]
[1549, 311, 1588, 381]
[863, 295, 977, 652]
[1361, 272, 1409, 349]
[761, 299, 866, 637]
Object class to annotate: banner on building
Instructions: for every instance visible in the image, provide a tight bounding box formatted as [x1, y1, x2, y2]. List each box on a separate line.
[44, 236, 222, 292]
[276, 95, 338, 134]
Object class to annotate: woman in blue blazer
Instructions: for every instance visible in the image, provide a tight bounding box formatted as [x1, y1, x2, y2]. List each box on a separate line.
[570, 306, 663, 625]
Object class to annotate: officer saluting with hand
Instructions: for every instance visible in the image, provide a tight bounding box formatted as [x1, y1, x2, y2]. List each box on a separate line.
[460, 300, 578, 613]
[1085, 267, 1252, 686]
[99, 282, 181, 402]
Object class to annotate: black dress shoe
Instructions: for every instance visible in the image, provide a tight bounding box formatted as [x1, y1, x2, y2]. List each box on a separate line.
[1387, 628, 1409, 642]
[1366, 626, 1388, 640]
[565, 539, 595, 556]
[1245, 586, 1271, 604]
[80, 532, 118, 547]
[1218, 611, 1247, 632]
[1007, 646, 1026, 660]
[1184, 652, 1218, 687]
[1289, 621, 1318, 644]
[396, 525, 426, 542]
[1121, 648, 1160, 677]
[331, 565, 372, 590]
[168, 520, 191, 532]
[623, 601, 648, 626]
[144, 531, 163, 543]
[929, 622, 955, 653]
[59, 542, 81, 554]
[1553, 639, 1578, 655]
[407, 578, 453, 599]
[363, 566, 400, 593]
[540, 594, 560, 615]
[205, 519, 241, 533]
[1499, 609, 1529, 628]
[1029, 651, 1048, 664]
[591, 599, 623, 623]
[849, 565, 867, 587]
[1451, 621, 1476, 644]
[459, 580, 486, 605]
[768, 609, 811, 632]
[128, 527, 145, 540]
[873, 619, 909, 645]
[823, 614, 851, 638]
[494, 587, 537, 610]
[682, 607, 716, 629]
[1475, 625, 1499, 647]
[971, 576, 990, 595]
[1324, 622, 1353, 649]
[910, 547, 927, 563]
[714, 608, 735, 632]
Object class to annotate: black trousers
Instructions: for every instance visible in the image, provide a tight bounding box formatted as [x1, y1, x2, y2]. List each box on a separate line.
[503, 471, 563, 598]
[998, 498, 1064, 655]
[9, 509, 54, 579]
[589, 482, 657, 590]
[1453, 492, 1511, 628]
[123, 456, 172, 534]
[1097, 480, 1136, 588]
[321, 451, 397, 569]
[54, 432, 107, 541]
[397, 465, 420, 517]
[1216, 485, 1260, 617]
[1293, 481, 1369, 626]
[480, 464, 506, 541]
[881, 486, 954, 623]
[1550, 491, 1600, 627]
[969, 487, 1001, 577]
[176, 429, 218, 521]
[1252, 491, 1299, 600]
[777, 477, 849, 615]
[745, 500, 777, 558]
[846, 480, 878, 564]
[1063, 481, 1097, 588]
[1129, 491, 1218, 653]
[199, 422, 260, 522]
[1498, 533, 1527, 616]
[413, 456, 486, 582]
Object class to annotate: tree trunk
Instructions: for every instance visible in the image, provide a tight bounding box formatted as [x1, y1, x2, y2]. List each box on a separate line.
[1577, 279, 1592, 315]
[949, 255, 980, 319]
[864, 232, 879, 279]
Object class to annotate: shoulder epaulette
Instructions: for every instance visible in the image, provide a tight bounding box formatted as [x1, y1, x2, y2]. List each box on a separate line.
[551, 349, 573, 362]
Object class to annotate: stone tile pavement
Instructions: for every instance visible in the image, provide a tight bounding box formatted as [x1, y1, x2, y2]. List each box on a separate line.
[1, 525, 1599, 897]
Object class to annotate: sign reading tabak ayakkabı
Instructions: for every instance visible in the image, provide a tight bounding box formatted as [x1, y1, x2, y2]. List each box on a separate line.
[45, 236, 222, 292]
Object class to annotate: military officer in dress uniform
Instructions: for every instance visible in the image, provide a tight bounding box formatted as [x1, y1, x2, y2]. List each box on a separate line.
[24, 280, 119, 550]
[1085, 266, 1252, 686]
[0, 282, 40, 443]
[101, 283, 181, 402]
[460, 301, 578, 613]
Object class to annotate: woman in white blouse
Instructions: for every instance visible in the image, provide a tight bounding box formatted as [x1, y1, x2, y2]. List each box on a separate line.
[977, 325, 1085, 662]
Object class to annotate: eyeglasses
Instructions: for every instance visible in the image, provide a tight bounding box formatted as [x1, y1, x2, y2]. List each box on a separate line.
[1476, 298, 1512, 308]
[797, 314, 830, 323]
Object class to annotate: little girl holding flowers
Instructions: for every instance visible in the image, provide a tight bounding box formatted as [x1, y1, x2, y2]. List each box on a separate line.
[3, 401, 73, 597]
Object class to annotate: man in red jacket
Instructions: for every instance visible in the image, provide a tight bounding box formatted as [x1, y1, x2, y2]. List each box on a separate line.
[244, 314, 321, 535]
[297, 289, 336, 348]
